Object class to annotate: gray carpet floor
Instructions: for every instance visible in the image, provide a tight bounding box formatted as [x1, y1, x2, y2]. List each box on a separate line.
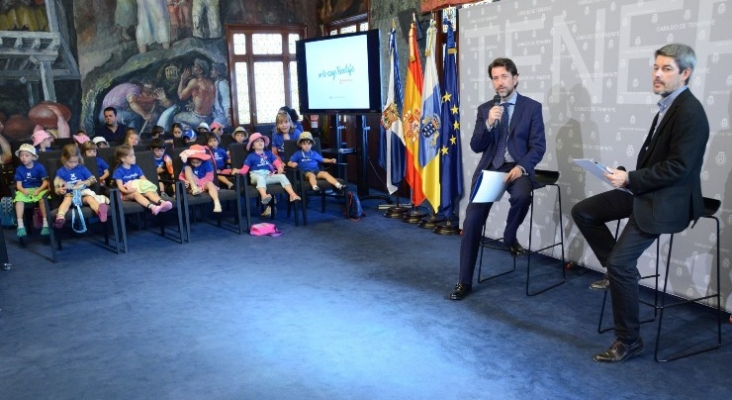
[1, 201, 730, 399]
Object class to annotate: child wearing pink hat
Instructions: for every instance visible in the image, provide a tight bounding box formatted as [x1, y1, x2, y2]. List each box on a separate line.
[231, 132, 301, 204]
[179, 144, 222, 212]
[32, 129, 53, 152]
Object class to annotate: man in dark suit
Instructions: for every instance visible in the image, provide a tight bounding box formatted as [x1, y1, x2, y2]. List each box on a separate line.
[572, 44, 709, 363]
[449, 58, 546, 300]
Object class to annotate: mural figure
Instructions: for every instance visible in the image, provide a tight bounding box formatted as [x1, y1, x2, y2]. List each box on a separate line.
[136, 0, 170, 53]
[115, 0, 136, 41]
[191, 0, 220, 39]
[101, 80, 172, 134]
[211, 62, 230, 127]
[166, 0, 191, 42]
[174, 58, 215, 129]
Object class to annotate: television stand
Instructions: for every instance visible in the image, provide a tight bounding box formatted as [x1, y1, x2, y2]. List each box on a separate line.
[356, 115, 391, 204]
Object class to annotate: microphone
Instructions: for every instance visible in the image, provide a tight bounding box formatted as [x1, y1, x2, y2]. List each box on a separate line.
[490, 95, 501, 127]
[616, 166, 626, 171]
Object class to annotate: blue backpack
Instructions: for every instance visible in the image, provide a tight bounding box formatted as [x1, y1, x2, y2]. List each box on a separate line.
[1, 197, 16, 228]
[346, 192, 364, 220]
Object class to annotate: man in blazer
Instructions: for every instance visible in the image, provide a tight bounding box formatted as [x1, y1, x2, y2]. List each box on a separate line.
[572, 44, 709, 363]
[449, 57, 546, 300]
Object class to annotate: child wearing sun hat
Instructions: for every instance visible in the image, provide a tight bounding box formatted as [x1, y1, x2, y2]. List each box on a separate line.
[13, 143, 50, 236]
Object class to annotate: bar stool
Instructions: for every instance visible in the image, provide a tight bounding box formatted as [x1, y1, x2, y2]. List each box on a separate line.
[654, 197, 722, 362]
[476, 169, 566, 296]
[596, 197, 722, 362]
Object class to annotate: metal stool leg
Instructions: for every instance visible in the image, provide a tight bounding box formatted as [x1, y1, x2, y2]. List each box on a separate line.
[526, 183, 566, 296]
[654, 211, 722, 362]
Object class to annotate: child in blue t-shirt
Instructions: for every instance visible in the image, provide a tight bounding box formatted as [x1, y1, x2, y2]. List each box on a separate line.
[206, 133, 234, 189]
[271, 110, 301, 163]
[81, 141, 110, 186]
[287, 131, 346, 193]
[178, 144, 222, 212]
[52, 144, 108, 228]
[13, 144, 50, 237]
[112, 144, 173, 215]
[231, 133, 301, 204]
[149, 138, 174, 195]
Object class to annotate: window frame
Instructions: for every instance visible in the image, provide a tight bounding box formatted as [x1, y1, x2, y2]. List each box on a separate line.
[225, 24, 307, 127]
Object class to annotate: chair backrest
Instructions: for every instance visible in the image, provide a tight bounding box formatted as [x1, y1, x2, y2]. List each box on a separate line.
[220, 134, 234, 149]
[133, 151, 159, 187]
[52, 138, 75, 149]
[228, 143, 247, 169]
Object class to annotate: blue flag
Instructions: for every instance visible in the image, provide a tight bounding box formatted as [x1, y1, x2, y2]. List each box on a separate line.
[438, 19, 463, 217]
[380, 28, 406, 194]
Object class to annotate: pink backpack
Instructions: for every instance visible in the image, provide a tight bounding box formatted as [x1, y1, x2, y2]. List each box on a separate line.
[250, 223, 282, 237]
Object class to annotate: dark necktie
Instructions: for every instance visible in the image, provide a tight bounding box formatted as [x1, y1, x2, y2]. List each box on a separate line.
[491, 103, 510, 169]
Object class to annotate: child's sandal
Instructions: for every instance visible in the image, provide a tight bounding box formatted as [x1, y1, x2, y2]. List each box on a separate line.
[289, 194, 301, 202]
[261, 194, 273, 205]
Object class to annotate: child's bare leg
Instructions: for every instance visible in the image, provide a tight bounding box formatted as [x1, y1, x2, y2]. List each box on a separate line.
[129, 192, 152, 207]
[56, 196, 72, 217]
[205, 182, 220, 203]
[144, 191, 162, 204]
[14, 201, 25, 222]
[305, 172, 318, 188]
[184, 166, 201, 194]
[317, 171, 342, 187]
[218, 175, 233, 188]
[83, 195, 100, 212]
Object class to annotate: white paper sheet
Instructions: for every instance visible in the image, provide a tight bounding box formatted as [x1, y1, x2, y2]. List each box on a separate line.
[469, 170, 508, 203]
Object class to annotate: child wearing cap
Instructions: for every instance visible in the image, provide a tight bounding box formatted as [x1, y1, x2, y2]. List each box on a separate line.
[210, 122, 224, 139]
[179, 144, 222, 212]
[112, 144, 173, 215]
[92, 136, 110, 148]
[74, 130, 90, 146]
[13, 143, 50, 237]
[287, 132, 346, 192]
[81, 141, 110, 187]
[32, 129, 53, 152]
[231, 132, 301, 204]
[181, 129, 197, 147]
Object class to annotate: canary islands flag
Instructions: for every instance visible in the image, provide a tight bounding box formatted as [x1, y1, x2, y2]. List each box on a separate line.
[419, 19, 441, 212]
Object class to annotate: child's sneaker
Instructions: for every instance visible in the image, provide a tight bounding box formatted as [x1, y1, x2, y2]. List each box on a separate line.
[53, 216, 66, 228]
[160, 201, 173, 212]
[41, 226, 50, 236]
[97, 203, 108, 223]
[16, 227, 27, 237]
[151, 204, 162, 215]
[213, 202, 222, 213]
[190, 186, 202, 196]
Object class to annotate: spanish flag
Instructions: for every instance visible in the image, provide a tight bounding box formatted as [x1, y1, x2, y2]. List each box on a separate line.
[402, 18, 425, 207]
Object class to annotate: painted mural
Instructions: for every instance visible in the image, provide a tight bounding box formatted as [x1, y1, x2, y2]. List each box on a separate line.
[1, 0, 364, 144]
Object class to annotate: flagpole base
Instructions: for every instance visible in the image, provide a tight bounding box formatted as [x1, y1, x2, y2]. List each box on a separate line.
[384, 206, 410, 218]
[402, 208, 428, 224]
[418, 214, 445, 229]
[433, 218, 461, 236]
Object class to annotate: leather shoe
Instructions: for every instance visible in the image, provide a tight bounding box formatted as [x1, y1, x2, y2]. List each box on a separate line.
[449, 283, 472, 300]
[508, 242, 526, 257]
[593, 337, 644, 363]
[589, 275, 609, 290]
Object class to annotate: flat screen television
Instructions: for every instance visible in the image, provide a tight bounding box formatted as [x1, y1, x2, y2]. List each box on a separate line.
[295, 29, 382, 114]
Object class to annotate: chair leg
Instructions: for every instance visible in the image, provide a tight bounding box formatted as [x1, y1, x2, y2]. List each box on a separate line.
[526, 184, 566, 296]
[654, 217, 722, 362]
[477, 223, 516, 283]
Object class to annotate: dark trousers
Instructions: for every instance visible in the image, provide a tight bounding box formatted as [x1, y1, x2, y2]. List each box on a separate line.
[458, 163, 532, 285]
[571, 189, 658, 341]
